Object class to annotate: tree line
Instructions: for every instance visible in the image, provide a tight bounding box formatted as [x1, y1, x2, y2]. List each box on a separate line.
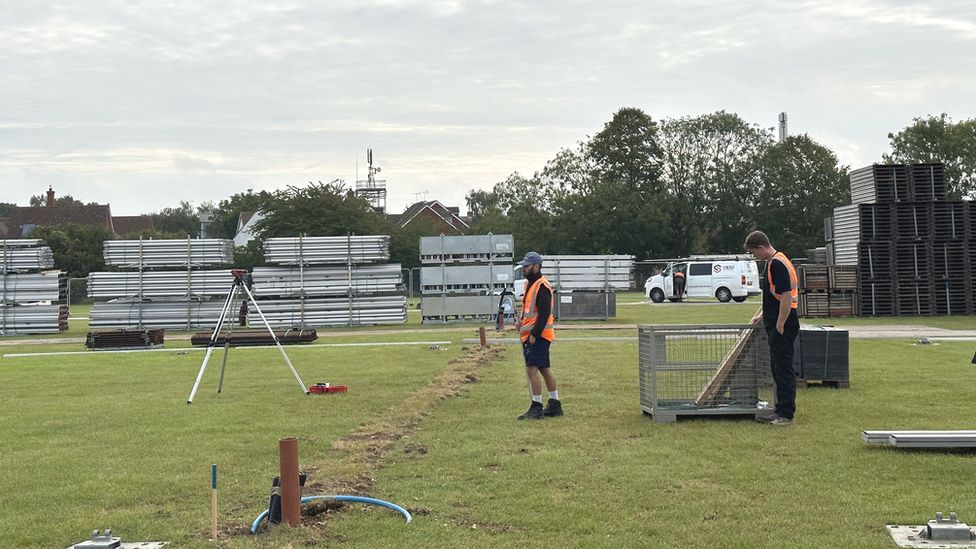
[10, 110, 975, 277]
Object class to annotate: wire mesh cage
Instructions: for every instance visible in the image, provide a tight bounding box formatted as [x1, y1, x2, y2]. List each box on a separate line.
[638, 324, 774, 423]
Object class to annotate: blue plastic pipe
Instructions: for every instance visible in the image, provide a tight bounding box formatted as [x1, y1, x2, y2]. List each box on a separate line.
[250, 495, 412, 533]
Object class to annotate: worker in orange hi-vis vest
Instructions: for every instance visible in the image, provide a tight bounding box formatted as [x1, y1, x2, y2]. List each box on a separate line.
[514, 251, 561, 420]
[673, 268, 686, 298]
[745, 230, 799, 427]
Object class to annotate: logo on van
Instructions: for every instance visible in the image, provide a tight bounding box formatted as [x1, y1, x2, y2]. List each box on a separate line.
[713, 264, 721, 273]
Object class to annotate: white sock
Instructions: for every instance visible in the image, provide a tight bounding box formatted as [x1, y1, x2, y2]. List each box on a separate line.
[549, 391, 559, 400]
[531, 394, 543, 403]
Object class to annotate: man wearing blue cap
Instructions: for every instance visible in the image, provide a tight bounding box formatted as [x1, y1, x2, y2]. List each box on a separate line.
[514, 251, 562, 420]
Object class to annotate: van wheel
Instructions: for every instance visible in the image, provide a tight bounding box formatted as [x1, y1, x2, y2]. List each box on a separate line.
[732, 296, 747, 303]
[650, 288, 665, 303]
[715, 287, 733, 303]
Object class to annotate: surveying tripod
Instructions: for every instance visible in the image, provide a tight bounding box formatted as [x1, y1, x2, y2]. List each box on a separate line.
[187, 269, 309, 404]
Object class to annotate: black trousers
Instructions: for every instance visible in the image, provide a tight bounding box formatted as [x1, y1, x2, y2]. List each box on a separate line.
[766, 317, 799, 419]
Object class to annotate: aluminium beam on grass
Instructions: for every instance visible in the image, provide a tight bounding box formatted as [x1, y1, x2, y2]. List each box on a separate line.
[0, 245, 56, 272]
[888, 433, 976, 448]
[542, 255, 634, 291]
[861, 430, 976, 445]
[251, 264, 402, 297]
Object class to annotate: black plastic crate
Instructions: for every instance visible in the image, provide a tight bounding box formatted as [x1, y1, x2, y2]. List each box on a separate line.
[932, 201, 967, 239]
[858, 204, 894, 240]
[894, 203, 932, 239]
[911, 163, 948, 201]
[893, 241, 932, 280]
[932, 278, 970, 316]
[931, 240, 968, 278]
[857, 242, 893, 279]
[850, 164, 912, 204]
[858, 280, 894, 316]
[895, 282, 933, 316]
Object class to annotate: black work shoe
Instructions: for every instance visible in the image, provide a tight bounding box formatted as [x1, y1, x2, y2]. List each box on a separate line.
[543, 398, 563, 417]
[755, 412, 780, 423]
[518, 401, 544, 420]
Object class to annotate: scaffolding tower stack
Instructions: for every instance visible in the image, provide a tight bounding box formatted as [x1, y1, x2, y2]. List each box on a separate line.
[1, 240, 68, 335]
[420, 234, 515, 323]
[542, 255, 632, 320]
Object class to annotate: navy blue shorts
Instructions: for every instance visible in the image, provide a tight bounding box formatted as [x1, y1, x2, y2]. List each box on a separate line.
[522, 338, 552, 369]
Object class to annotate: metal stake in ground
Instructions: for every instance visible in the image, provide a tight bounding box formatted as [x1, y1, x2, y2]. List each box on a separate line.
[186, 269, 310, 404]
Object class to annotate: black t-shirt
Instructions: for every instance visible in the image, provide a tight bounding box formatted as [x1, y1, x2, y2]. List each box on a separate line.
[761, 257, 797, 326]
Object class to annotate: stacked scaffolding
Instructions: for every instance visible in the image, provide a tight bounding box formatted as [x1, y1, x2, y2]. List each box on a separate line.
[542, 255, 632, 320]
[255, 235, 405, 328]
[1, 240, 68, 335]
[828, 163, 968, 316]
[89, 238, 235, 330]
[420, 234, 514, 323]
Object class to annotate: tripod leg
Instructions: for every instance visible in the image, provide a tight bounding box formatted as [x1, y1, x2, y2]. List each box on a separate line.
[217, 285, 240, 394]
[240, 283, 310, 395]
[187, 281, 238, 404]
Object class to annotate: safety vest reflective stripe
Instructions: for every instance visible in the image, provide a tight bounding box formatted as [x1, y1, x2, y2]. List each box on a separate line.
[767, 252, 798, 309]
[520, 276, 556, 342]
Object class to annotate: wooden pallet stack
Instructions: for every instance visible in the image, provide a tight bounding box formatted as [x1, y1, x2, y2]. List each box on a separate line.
[797, 264, 858, 318]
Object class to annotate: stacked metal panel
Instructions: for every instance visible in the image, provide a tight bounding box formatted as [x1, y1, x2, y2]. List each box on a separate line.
[90, 235, 406, 329]
[828, 163, 969, 316]
[1, 240, 68, 335]
[104, 239, 234, 267]
[790, 326, 849, 384]
[0, 271, 67, 302]
[263, 236, 389, 265]
[0, 304, 69, 334]
[420, 234, 514, 323]
[540, 255, 632, 320]
[91, 239, 234, 331]
[256, 235, 405, 327]
[88, 270, 235, 298]
[541, 255, 632, 291]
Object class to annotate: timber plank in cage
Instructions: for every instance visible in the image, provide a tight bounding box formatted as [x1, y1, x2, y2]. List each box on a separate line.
[828, 266, 858, 290]
[637, 324, 772, 423]
[798, 291, 829, 318]
[798, 265, 829, 290]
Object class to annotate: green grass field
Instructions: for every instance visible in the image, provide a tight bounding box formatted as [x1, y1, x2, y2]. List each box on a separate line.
[2, 294, 975, 547]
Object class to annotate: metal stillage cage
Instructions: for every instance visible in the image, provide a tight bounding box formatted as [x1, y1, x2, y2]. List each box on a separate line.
[638, 324, 774, 423]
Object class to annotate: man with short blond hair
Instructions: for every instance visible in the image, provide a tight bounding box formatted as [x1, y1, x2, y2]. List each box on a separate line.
[745, 230, 799, 426]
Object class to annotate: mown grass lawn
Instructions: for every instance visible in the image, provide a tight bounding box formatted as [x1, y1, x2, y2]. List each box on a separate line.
[3, 294, 976, 548]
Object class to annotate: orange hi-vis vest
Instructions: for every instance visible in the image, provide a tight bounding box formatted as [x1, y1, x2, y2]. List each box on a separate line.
[520, 276, 556, 342]
[767, 251, 798, 309]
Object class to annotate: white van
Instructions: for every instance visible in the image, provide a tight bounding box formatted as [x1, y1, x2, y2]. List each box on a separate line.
[644, 256, 760, 303]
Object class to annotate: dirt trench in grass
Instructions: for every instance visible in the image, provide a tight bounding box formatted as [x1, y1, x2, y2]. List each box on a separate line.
[238, 343, 506, 541]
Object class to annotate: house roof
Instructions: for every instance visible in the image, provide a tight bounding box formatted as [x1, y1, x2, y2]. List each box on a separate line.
[8, 205, 114, 236]
[112, 215, 154, 236]
[395, 201, 470, 232]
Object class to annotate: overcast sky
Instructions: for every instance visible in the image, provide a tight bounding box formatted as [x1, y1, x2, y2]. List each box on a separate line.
[1, 0, 974, 216]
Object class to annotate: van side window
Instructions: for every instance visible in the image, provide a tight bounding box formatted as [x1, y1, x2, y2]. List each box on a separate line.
[688, 263, 712, 276]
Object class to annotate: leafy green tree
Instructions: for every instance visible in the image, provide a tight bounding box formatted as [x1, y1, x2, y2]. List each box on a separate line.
[28, 224, 114, 277]
[206, 190, 270, 239]
[251, 181, 387, 238]
[756, 135, 850, 254]
[884, 113, 976, 199]
[28, 194, 96, 207]
[233, 240, 266, 271]
[151, 201, 199, 237]
[660, 112, 773, 254]
[0, 202, 15, 217]
[119, 228, 188, 240]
